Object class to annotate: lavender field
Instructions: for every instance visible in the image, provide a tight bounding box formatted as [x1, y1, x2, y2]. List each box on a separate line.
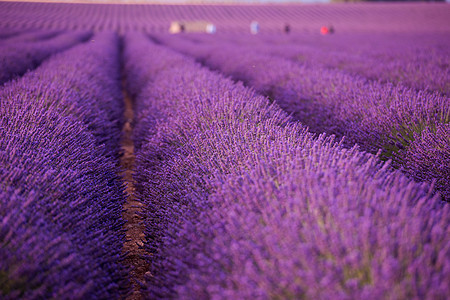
[0, 1, 449, 299]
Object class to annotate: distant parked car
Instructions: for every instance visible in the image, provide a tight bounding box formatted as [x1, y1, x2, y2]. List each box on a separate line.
[169, 20, 216, 34]
[250, 21, 260, 34]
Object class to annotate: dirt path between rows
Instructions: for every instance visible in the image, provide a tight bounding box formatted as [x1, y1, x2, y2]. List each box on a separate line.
[120, 87, 147, 300]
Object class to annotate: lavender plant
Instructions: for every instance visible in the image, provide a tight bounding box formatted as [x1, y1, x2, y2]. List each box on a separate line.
[0, 28, 26, 39]
[0, 30, 90, 86]
[0, 189, 96, 299]
[0, 29, 62, 45]
[155, 34, 450, 201]
[186, 32, 449, 96]
[403, 124, 450, 202]
[0, 32, 129, 298]
[124, 33, 449, 299]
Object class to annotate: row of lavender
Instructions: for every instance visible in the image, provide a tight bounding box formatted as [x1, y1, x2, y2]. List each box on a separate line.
[0, 29, 91, 86]
[124, 33, 449, 299]
[0, 29, 59, 45]
[0, 32, 129, 298]
[154, 33, 450, 202]
[260, 33, 450, 96]
[180, 32, 450, 96]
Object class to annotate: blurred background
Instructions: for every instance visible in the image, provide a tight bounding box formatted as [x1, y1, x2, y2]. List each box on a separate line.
[0, 0, 448, 3]
[0, 0, 449, 34]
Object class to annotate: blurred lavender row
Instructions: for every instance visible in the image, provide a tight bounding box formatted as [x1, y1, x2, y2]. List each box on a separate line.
[180, 32, 450, 96]
[0, 30, 90, 86]
[0, 28, 26, 39]
[124, 33, 449, 299]
[0, 32, 129, 298]
[156, 34, 450, 202]
[262, 33, 450, 96]
[0, 29, 62, 46]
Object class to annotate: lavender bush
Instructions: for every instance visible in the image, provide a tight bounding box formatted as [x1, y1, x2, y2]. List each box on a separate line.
[0, 32, 129, 298]
[0, 28, 26, 39]
[155, 34, 450, 201]
[124, 33, 449, 299]
[0, 30, 90, 85]
[0, 189, 95, 299]
[0, 29, 62, 45]
[403, 124, 450, 202]
[183, 32, 449, 96]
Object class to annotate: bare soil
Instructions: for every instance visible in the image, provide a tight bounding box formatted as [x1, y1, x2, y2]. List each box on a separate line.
[120, 90, 147, 300]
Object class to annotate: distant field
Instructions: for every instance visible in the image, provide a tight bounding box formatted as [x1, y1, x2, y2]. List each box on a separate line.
[1, 2, 449, 33]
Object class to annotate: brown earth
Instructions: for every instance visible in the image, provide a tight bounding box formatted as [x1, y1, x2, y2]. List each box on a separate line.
[120, 89, 148, 300]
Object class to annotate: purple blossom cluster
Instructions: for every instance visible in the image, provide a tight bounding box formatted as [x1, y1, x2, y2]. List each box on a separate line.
[155, 34, 450, 201]
[0, 30, 90, 85]
[403, 124, 450, 201]
[0, 32, 129, 298]
[124, 33, 449, 299]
